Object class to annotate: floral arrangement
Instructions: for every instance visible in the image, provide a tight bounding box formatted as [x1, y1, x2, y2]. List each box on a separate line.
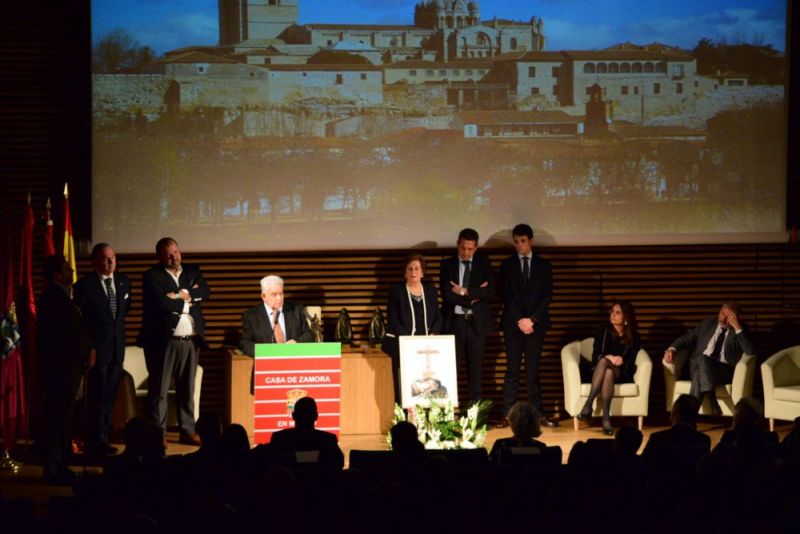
[388, 397, 492, 450]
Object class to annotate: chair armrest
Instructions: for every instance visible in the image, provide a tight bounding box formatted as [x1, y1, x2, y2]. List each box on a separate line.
[633, 349, 652, 415]
[731, 353, 755, 404]
[561, 341, 583, 416]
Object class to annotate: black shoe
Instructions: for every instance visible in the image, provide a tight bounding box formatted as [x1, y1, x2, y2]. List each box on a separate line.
[540, 416, 559, 428]
[577, 409, 592, 421]
[709, 400, 723, 416]
[602, 426, 614, 436]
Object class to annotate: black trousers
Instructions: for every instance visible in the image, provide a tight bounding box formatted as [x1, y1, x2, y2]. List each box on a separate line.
[41, 363, 83, 475]
[86, 358, 123, 446]
[502, 325, 547, 415]
[689, 354, 734, 398]
[451, 315, 486, 405]
[144, 338, 198, 435]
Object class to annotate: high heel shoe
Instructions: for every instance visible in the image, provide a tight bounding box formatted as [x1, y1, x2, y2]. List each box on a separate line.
[577, 410, 591, 421]
[602, 426, 614, 436]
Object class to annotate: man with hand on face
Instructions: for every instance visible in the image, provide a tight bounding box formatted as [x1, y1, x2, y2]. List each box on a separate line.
[138, 237, 210, 446]
[439, 228, 494, 406]
[73, 242, 131, 457]
[498, 223, 558, 428]
[663, 302, 754, 416]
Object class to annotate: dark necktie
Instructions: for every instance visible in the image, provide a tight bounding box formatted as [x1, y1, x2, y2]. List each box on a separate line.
[522, 256, 530, 285]
[709, 328, 726, 360]
[461, 260, 471, 288]
[104, 277, 117, 319]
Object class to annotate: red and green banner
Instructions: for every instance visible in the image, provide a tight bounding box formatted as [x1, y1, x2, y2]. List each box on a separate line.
[253, 342, 341, 444]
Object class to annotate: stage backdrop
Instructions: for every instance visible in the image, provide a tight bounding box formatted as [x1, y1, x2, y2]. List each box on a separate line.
[91, 0, 789, 252]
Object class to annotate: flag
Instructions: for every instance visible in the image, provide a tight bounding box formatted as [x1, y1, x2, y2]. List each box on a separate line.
[43, 197, 55, 257]
[19, 194, 36, 319]
[63, 183, 77, 284]
[1, 216, 27, 452]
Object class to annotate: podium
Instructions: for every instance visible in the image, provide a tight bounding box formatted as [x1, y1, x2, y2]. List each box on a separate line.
[227, 347, 394, 440]
[252, 342, 342, 444]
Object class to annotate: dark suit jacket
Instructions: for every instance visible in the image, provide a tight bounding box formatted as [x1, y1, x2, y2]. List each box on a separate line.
[670, 316, 755, 367]
[382, 282, 443, 359]
[499, 253, 553, 332]
[137, 262, 210, 348]
[642, 423, 711, 475]
[239, 301, 314, 356]
[439, 254, 494, 337]
[36, 282, 92, 376]
[269, 427, 344, 470]
[73, 272, 131, 365]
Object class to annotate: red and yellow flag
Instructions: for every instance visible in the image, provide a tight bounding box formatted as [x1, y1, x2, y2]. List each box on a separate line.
[63, 183, 77, 284]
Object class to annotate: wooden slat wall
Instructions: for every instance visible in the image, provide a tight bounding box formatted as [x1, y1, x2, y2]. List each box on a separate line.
[71, 244, 800, 421]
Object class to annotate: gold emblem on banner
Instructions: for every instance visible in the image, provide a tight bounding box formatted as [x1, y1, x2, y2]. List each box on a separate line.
[286, 388, 307, 414]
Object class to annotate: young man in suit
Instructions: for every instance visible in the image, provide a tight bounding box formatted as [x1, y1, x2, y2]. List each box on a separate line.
[663, 302, 755, 415]
[73, 242, 131, 456]
[498, 224, 558, 428]
[138, 237, 210, 445]
[439, 228, 494, 405]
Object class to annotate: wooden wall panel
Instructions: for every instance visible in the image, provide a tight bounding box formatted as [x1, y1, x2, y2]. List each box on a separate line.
[71, 244, 800, 422]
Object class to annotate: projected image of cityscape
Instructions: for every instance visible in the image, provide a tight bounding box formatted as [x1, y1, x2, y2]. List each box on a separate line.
[92, 0, 787, 251]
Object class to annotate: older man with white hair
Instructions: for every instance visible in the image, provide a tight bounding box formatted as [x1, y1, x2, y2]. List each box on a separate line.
[240, 275, 314, 357]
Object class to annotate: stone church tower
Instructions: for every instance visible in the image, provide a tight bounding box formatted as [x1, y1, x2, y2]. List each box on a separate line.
[219, 0, 299, 45]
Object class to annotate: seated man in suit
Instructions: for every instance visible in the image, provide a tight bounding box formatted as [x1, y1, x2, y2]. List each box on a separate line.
[663, 301, 754, 415]
[642, 394, 710, 477]
[269, 396, 344, 471]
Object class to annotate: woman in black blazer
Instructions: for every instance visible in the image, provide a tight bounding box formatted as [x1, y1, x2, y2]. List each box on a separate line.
[382, 254, 443, 404]
[578, 300, 641, 435]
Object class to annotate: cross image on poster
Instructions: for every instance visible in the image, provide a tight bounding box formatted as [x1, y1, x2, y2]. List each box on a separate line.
[399, 335, 458, 409]
[253, 342, 341, 444]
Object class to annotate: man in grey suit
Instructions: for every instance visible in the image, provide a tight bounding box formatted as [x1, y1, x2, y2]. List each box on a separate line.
[664, 302, 755, 415]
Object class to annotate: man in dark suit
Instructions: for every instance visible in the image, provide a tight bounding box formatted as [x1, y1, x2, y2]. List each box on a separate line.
[439, 228, 494, 405]
[137, 237, 210, 445]
[37, 255, 94, 483]
[73, 242, 131, 456]
[269, 396, 344, 471]
[498, 223, 558, 428]
[240, 275, 314, 393]
[240, 275, 314, 355]
[664, 302, 754, 415]
[642, 394, 710, 476]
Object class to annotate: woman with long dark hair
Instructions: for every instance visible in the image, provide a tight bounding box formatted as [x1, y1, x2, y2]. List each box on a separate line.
[578, 301, 640, 435]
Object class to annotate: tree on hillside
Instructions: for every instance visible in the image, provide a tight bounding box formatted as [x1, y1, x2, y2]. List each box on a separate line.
[93, 28, 157, 73]
[692, 37, 784, 85]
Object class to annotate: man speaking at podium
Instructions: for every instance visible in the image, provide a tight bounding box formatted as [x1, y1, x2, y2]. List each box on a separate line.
[240, 275, 314, 354]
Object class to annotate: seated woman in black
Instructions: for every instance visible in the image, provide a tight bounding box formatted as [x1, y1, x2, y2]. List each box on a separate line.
[489, 401, 546, 463]
[578, 301, 640, 435]
[382, 254, 443, 404]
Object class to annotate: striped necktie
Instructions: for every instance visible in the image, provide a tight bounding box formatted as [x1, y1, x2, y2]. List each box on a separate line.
[104, 277, 117, 319]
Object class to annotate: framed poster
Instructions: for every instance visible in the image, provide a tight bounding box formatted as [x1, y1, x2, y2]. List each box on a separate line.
[399, 335, 457, 408]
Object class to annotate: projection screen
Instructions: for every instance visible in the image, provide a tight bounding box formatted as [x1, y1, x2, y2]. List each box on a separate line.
[91, 0, 788, 251]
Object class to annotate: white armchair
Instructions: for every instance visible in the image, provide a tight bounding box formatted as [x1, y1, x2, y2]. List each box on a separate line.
[111, 346, 203, 430]
[761, 345, 800, 431]
[561, 338, 652, 431]
[662, 349, 755, 416]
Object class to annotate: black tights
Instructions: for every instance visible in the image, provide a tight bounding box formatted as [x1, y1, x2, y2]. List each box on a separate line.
[581, 358, 620, 426]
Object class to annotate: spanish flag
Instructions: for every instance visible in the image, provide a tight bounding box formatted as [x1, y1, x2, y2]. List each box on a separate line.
[63, 183, 77, 284]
